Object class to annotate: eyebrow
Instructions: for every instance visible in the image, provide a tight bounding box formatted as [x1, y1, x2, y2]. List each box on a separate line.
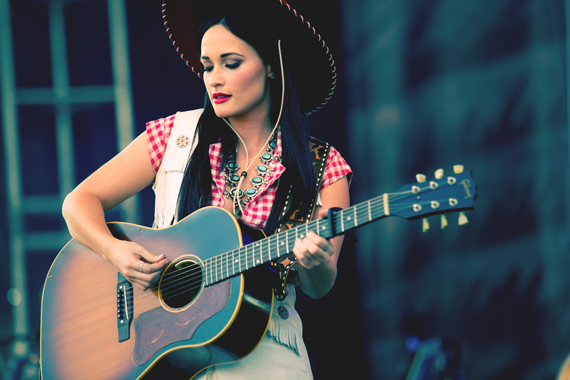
[200, 52, 246, 60]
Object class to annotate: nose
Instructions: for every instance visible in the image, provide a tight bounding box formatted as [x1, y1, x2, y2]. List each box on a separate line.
[207, 66, 223, 89]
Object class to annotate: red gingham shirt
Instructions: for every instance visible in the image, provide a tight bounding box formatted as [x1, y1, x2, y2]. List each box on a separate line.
[146, 115, 352, 228]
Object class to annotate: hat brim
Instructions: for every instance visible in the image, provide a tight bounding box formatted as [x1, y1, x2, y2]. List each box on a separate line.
[163, 0, 336, 115]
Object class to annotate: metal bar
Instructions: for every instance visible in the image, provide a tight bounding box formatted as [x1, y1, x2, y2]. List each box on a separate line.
[17, 85, 116, 105]
[49, 0, 75, 201]
[21, 195, 64, 214]
[108, 0, 138, 223]
[0, 0, 30, 359]
[25, 231, 72, 252]
[566, 0, 570, 232]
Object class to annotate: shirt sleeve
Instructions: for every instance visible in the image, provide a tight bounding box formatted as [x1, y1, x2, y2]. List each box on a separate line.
[320, 145, 353, 190]
[146, 114, 177, 173]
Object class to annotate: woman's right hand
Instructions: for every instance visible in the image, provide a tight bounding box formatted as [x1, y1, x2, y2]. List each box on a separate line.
[104, 239, 170, 290]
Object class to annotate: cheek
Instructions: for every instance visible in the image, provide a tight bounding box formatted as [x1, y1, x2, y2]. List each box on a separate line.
[235, 69, 266, 96]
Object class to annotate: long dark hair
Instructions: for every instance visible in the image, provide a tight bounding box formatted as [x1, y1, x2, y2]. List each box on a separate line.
[177, 13, 316, 234]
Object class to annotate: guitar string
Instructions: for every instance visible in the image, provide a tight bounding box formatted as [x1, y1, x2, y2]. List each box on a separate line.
[127, 181, 457, 301]
[126, 208, 348, 302]
[138, 196, 421, 303]
[127, 187, 449, 303]
[131, 199, 393, 302]
[127, 192, 443, 304]
[170, 185, 453, 286]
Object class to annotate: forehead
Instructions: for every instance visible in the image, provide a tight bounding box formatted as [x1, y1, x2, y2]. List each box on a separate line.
[200, 24, 255, 58]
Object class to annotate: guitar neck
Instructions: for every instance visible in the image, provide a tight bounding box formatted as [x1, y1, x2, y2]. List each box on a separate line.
[203, 194, 389, 286]
[203, 169, 476, 286]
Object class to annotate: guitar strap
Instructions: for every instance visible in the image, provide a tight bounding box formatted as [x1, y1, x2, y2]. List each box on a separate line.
[270, 137, 330, 300]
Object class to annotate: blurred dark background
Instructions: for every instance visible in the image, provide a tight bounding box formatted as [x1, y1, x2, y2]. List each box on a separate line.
[1, 0, 569, 379]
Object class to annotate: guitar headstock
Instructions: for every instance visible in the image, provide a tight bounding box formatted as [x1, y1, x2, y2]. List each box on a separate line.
[390, 165, 477, 231]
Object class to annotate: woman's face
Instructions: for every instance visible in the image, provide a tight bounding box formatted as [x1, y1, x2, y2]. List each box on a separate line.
[200, 24, 272, 123]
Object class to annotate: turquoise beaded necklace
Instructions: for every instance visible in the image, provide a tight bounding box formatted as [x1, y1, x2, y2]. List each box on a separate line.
[223, 134, 278, 216]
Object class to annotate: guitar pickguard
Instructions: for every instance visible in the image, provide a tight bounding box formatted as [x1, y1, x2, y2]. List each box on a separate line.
[133, 279, 231, 365]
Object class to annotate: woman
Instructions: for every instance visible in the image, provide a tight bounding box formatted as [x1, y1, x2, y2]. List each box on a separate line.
[62, 0, 351, 378]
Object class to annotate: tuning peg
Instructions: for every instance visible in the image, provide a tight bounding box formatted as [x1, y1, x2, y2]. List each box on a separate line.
[441, 215, 448, 229]
[458, 212, 469, 225]
[435, 169, 444, 179]
[422, 218, 430, 233]
[416, 174, 426, 183]
[453, 165, 464, 174]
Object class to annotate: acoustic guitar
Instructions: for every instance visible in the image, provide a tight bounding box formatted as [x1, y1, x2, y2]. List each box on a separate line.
[40, 166, 477, 379]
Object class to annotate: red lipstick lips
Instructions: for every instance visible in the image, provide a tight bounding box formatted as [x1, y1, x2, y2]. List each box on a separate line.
[213, 92, 231, 104]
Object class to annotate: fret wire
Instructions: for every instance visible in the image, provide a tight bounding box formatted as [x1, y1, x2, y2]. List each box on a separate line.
[253, 242, 258, 267]
[258, 240, 262, 266]
[257, 240, 264, 265]
[218, 255, 221, 280]
[235, 249, 239, 276]
[245, 244, 253, 269]
[256, 240, 261, 266]
[354, 206, 358, 227]
[225, 252, 229, 279]
[264, 237, 269, 262]
[207, 259, 210, 286]
[248, 243, 253, 268]
[215, 256, 219, 281]
[269, 238, 273, 261]
[269, 236, 275, 260]
[275, 234, 281, 257]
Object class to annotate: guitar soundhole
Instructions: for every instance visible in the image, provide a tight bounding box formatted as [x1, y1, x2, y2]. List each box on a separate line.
[161, 259, 203, 309]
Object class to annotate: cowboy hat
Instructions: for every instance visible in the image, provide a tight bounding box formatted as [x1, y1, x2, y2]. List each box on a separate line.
[162, 0, 337, 115]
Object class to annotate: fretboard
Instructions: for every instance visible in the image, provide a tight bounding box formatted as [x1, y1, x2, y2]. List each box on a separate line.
[203, 193, 389, 286]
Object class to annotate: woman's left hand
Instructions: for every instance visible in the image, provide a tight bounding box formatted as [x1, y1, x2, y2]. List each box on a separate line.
[295, 177, 349, 298]
[293, 228, 335, 269]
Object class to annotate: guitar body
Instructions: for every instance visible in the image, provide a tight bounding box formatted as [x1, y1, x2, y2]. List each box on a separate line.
[40, 207, 273, 380]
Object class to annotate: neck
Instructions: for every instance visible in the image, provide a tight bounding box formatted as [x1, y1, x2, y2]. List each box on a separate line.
[226, 114, 274, 155]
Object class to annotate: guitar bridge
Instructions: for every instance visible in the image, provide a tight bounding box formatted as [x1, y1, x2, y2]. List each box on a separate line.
[117, 273, 133, 342]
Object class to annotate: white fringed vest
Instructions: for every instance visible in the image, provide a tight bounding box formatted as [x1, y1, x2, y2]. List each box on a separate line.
[152, 109, 203, 229]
